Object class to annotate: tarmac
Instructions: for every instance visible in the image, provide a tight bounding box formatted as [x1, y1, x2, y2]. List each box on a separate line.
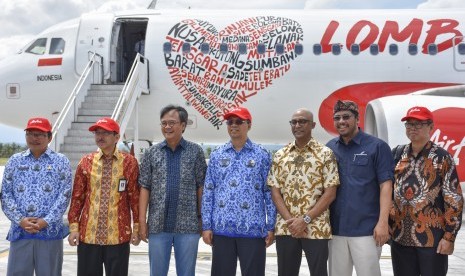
[0, 166, 464, 275]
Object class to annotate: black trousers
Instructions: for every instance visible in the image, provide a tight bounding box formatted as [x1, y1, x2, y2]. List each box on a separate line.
[276, 235, 329, 276]
[391, 241, 448, 276]
[77, 242, 130, 276]
[211, 235, 266, 276]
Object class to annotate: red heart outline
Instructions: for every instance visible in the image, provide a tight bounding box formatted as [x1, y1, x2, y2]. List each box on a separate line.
[165, 17, 303, 129]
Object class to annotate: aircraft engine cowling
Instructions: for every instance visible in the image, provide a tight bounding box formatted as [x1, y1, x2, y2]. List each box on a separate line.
[365, 95, 465, 182]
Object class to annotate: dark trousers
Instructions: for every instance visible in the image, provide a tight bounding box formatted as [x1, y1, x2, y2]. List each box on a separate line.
[276, 235, 329, 276]
[391, 241, 448, 276]
[77, 242, 130, 276]
[211, 235, 266, 276]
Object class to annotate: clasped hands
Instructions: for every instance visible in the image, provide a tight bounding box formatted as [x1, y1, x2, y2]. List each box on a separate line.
[20, 217, 47, 234]
[286, 217, 308, 239]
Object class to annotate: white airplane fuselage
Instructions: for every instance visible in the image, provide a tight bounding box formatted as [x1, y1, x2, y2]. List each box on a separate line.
[1, 8, 465, 178]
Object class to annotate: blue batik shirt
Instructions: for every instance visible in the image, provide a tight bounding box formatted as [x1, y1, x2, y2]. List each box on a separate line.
[1, 148, 72, 241]
[202, 139, 277, 238]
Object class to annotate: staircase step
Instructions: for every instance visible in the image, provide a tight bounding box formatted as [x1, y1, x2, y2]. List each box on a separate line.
[84, 95, 120, 103]
[61, 144, 98, 152]
[70, 122, 94, 130]
[81, 102, 117, 109]
[67, 129, 93, 136]
[64, 136, 95, 144]
[90, 84, 124, 91]
[76, 113, 111, 122]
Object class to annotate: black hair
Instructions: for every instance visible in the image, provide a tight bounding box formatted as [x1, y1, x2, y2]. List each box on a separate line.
[160, 104, 188, 124]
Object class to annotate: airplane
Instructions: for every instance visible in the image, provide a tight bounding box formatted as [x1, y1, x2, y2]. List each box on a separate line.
[0, 7, 465, 181]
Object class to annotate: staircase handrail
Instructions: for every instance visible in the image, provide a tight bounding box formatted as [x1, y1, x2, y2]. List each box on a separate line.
[51, 52, 103, 151]
[112, 54, 148, 133]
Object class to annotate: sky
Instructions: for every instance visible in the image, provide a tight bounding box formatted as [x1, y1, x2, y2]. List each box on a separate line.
[0, 0, 464, 143]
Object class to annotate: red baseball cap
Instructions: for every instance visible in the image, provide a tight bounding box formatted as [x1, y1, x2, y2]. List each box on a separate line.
[401, 106, 434, 122]
[88, 117, 120, 133]
[25, 117, 52, 132]
[224, 107, 252, 123]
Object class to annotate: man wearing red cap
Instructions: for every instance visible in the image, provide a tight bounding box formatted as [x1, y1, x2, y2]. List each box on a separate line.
[201, 107, 277, 276]
[390, 106, 463, 276]
[1, 117, 72, 276]
[67, 117, 140, 276]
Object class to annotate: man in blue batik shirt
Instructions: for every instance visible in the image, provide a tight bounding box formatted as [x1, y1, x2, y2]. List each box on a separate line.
[1, 117, 72, 276]
[201, 106, 277, 276]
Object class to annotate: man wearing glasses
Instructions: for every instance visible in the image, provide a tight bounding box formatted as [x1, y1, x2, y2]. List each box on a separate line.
[268, 108, 339, 276]
[201, 106, 276, 276]
[1, 117, 72, 276]
[139, 105, 207, 276]
[68, 117, 140, 276]
[390, 106, 463, 276]
[326, 100, 394, 276]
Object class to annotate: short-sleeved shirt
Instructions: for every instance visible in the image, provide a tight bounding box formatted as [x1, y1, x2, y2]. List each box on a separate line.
[139, 138, 207, 234]
[326, 129, 394, 236]
[202, 139, 277, 238]
[68, 149, 140, 245]
[1, 148, 72, 241]
[390, 141, 463, 247]
[268, 138, 339, 239]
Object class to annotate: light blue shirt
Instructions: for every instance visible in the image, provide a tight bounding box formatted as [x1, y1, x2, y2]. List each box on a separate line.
[1, 148, 72, 241]
[202, 139, 276, 238]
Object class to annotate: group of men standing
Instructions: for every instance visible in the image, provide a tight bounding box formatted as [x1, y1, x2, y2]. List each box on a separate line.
[0, 101, 463, 276]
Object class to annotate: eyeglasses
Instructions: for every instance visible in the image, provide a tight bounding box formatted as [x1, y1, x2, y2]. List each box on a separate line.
[333, 114, 353, 121]
[404, 121, 430, 129]
[25, 132, 48, 138]
[93, 130, 116, 136]
[226, 119, 248, 126]
[289, 119, 310, 126]
[160, 121, 180, 127]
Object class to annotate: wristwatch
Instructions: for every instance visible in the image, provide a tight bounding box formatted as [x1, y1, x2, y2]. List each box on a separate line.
[303, 214, 312, 224]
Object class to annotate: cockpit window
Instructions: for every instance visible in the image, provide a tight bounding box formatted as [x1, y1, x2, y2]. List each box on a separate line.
[25, 38, 47, 55]
[49, 38, 65, 55]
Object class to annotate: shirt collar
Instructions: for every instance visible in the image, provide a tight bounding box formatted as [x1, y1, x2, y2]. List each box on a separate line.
[97, 147, 122, 160]
[160, 137, 186, 151]
[23, 147, 52, 158]
[336, 127, 364, 145]
[225, 138, 253, 151]
[289, 138, 317, 151]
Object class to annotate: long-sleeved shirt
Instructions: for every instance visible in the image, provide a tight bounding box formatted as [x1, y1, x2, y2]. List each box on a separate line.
[1, 148, 72, 241]
[202, 139, 277, 238]
[68, 149, 140, 245]
[139, 138, 207, 234]
[390, 141, 463, 247]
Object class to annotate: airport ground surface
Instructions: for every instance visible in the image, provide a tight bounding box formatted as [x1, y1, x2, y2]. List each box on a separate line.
[0, 167, 464, 275]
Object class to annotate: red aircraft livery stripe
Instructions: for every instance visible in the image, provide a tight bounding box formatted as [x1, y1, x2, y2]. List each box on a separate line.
[38, 58, 62, 66]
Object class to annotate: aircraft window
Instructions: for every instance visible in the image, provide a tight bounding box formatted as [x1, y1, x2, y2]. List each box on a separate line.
[370, 44, 379, 55]
[350, 44, 360, 55]
[408, 44, 418, 55]
[428, 44, 438, 55]
[313, 44, 322, 55]
[238, 43, 247, 55]
[200, 43, 210, 54]
[295, 43, 303, 55]
[49, 38, 65, 55]
[182, 43, 191, 54]
[458, 43, 465, 55]
[163, 42, 172, 54]
[257, 43, 266, 55]
[389, 44, 398, 55]
[275, 43, 285, 55]
[332, 44, 341, 55]
[219, 43, 228, 54]
[25, 38, 47, 55]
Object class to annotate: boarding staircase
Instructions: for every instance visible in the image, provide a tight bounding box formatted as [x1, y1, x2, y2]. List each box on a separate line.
[51, 52, 149, 171]
[58, 85, 122, 169]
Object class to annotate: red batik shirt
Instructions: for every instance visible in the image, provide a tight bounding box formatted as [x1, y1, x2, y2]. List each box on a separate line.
[390, 141, 463, 247]
[68, 149, 140, 245]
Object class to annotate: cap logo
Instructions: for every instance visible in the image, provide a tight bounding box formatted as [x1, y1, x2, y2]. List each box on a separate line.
[96, 119, 108, 124]
[409, 108, 421, 113]
[30, 119, 43, 124]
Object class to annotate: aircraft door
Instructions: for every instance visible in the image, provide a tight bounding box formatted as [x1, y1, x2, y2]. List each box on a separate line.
[453, 36, 465, 71]
[75, 13, 114, 79]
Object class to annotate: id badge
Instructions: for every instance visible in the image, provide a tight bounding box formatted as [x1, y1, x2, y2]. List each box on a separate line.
[118, 178, 127, 192]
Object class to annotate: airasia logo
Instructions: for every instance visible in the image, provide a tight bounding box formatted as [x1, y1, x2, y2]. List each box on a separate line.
[430, 107, 465, 180]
